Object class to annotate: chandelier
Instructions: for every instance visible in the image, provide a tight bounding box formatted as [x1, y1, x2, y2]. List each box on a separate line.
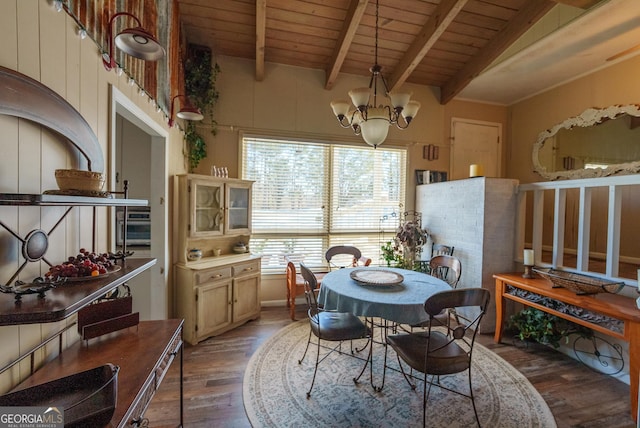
[330, 0, 420, 148]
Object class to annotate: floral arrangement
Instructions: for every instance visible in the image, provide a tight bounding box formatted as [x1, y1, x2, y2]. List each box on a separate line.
[394, 220, 429, 252]
[381, 220, 429, 269]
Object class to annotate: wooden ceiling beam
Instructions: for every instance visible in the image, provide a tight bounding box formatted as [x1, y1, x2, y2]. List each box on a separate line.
[440, 0, 556, 104]
[550, 0, 603, 9]
[255, 0, 267, 81]
[387, 0, 469, 93]
[325, 0, 369, 90]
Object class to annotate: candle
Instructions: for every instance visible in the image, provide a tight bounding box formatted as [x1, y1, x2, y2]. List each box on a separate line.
[637, 269, 640, 292]
[523, 249, 534, 266]
[469, 164, 484, 177]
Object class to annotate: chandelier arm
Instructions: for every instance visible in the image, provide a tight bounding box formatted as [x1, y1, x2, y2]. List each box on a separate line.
[336, 116, 352, 128]
[379, 71, 391, 96]
[395, 119, 410, 130]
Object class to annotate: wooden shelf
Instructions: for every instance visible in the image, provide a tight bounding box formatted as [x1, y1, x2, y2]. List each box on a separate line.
[0, 258, 156, 325]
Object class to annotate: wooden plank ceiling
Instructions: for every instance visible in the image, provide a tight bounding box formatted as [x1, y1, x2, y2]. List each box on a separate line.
[176, 0, 598, 105]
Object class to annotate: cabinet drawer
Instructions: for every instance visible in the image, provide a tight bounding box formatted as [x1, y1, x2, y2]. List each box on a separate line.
[195, 266, 232, 285]
[233, 260, 261, 278]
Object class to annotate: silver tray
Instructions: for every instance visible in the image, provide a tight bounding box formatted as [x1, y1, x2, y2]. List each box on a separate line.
[350, 268, 404, 286]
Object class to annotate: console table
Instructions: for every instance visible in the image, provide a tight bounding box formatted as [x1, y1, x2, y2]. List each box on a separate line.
[11, 319, 183, 427]
[493, 272, 640, 422]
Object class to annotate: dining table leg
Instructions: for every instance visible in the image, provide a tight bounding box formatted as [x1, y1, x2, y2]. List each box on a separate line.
[353, 317, 392, 392]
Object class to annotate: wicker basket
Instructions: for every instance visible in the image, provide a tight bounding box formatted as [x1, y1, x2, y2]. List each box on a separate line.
[532, 268, 625, 295]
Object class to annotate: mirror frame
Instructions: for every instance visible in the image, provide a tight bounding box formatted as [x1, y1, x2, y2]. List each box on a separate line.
[533, 104, 640, 180]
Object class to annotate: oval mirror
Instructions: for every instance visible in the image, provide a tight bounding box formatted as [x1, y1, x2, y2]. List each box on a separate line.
[533, 104, 640, 180]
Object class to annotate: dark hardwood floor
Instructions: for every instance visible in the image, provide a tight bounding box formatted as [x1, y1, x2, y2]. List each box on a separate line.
[146, 306, 635, 427]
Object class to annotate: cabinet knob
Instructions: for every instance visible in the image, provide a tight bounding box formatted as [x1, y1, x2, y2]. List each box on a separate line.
[243, 267, 253, 272]
[211, 274, 223, 279]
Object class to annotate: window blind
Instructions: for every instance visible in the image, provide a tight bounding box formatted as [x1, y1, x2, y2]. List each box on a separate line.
[242, 136, 406, 272]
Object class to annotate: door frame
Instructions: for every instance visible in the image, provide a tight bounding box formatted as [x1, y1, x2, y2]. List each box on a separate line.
[109, 85, 169, 319]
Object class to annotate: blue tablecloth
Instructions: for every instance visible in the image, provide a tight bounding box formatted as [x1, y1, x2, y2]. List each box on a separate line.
[317, 267, 451, 325]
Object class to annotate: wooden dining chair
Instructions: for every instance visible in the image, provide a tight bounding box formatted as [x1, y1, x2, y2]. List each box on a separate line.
[429, 255, 462, 289]
[285, 255, 326, 320]
[325, 245, 369, 270]
[387, 288, 490, 428]
[297, 262, 371, 398]
[431, 243, 454, 258]
[285, 260, 306, 320]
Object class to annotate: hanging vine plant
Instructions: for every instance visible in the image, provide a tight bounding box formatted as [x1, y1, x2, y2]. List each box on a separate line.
[183, 44, 220, 172]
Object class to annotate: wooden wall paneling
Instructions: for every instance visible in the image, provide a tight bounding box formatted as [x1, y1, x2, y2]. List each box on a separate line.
[0, 1, 18, 68]
[16, 0, 40, 80]
[63, 9, 83, 264]
[0, 325, 20, 394]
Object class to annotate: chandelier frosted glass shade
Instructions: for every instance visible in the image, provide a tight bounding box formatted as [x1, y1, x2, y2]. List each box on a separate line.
[330, 87, 421, 147]
[359, 108, 390, 148]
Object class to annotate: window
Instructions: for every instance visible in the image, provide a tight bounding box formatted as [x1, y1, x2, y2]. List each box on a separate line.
[241, 136, 406, 273]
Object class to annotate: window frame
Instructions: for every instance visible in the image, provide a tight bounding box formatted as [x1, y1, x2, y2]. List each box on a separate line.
[240, 133, 407, 273]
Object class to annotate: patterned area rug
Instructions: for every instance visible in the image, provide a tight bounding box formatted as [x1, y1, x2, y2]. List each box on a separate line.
[243, 321, 556, 428]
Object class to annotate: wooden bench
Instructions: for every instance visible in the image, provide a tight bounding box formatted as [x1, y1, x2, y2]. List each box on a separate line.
[493, 272, 640, 422]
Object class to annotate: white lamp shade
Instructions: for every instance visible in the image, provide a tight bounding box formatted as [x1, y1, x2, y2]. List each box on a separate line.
[177, 106, 204, 121]
[115, 27, 165, 61]
[402, 100, 421, 120]
[348, 87, 371, 109]
[388, 91, 412, 109]
[330, 100, 351, 118]
[360, 108, 390, 147]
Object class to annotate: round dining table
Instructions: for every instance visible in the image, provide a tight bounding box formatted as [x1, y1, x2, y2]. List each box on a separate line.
[317, 267, 451, 325]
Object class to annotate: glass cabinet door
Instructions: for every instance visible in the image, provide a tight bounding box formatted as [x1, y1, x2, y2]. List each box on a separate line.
[225, 182, 251, 235]
[190, 180, 223, 236]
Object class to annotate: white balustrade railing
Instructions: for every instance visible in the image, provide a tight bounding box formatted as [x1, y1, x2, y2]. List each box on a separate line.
[516, 174, 640, 287]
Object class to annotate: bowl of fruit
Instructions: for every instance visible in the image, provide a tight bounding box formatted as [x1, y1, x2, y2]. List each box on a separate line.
[45, 249, 120, 282]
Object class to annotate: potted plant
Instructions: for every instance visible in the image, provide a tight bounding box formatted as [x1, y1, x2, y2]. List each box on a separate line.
[183, 45, 220, 172]
[508, 308, 589, 348]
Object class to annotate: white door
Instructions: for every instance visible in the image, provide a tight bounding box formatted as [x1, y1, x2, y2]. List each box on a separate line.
[450, 118, 501, 180]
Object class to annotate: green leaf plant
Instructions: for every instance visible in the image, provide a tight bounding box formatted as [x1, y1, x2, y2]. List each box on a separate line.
[182, 44, 220, 172]
[508, 308, 591, 348]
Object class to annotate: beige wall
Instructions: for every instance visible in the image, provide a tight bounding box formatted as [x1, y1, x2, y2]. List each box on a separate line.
[0, 1, 186, 391]
[509, 54, 640, 257]
[194, 56, 508, 303]
[193, 56, 509, 211]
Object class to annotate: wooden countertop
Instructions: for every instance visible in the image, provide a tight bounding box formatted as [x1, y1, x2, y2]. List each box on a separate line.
[13, 319, 183, 427]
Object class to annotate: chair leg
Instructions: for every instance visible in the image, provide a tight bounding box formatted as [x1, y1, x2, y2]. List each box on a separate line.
[468, 368, 481, 428]
[290, 297, 296, 320]
[395, 354, 417, 390]
[305, 336, 322, 398]
[298, 328, 313, 365]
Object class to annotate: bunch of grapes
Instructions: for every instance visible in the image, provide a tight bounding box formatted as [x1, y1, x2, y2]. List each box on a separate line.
[45, 248, 116, 280]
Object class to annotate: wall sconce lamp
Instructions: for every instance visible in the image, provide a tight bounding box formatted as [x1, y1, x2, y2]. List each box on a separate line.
[423, 144, 439, 161]
[169, 95, 204, 127]
[102, 12, 165, 72]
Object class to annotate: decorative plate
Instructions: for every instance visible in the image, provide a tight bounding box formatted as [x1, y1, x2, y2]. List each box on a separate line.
[196, 186, 214, 207]
[350, 268, 404, 286]
[63, 265, 122, 282]
[196, 210, 214, 230]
